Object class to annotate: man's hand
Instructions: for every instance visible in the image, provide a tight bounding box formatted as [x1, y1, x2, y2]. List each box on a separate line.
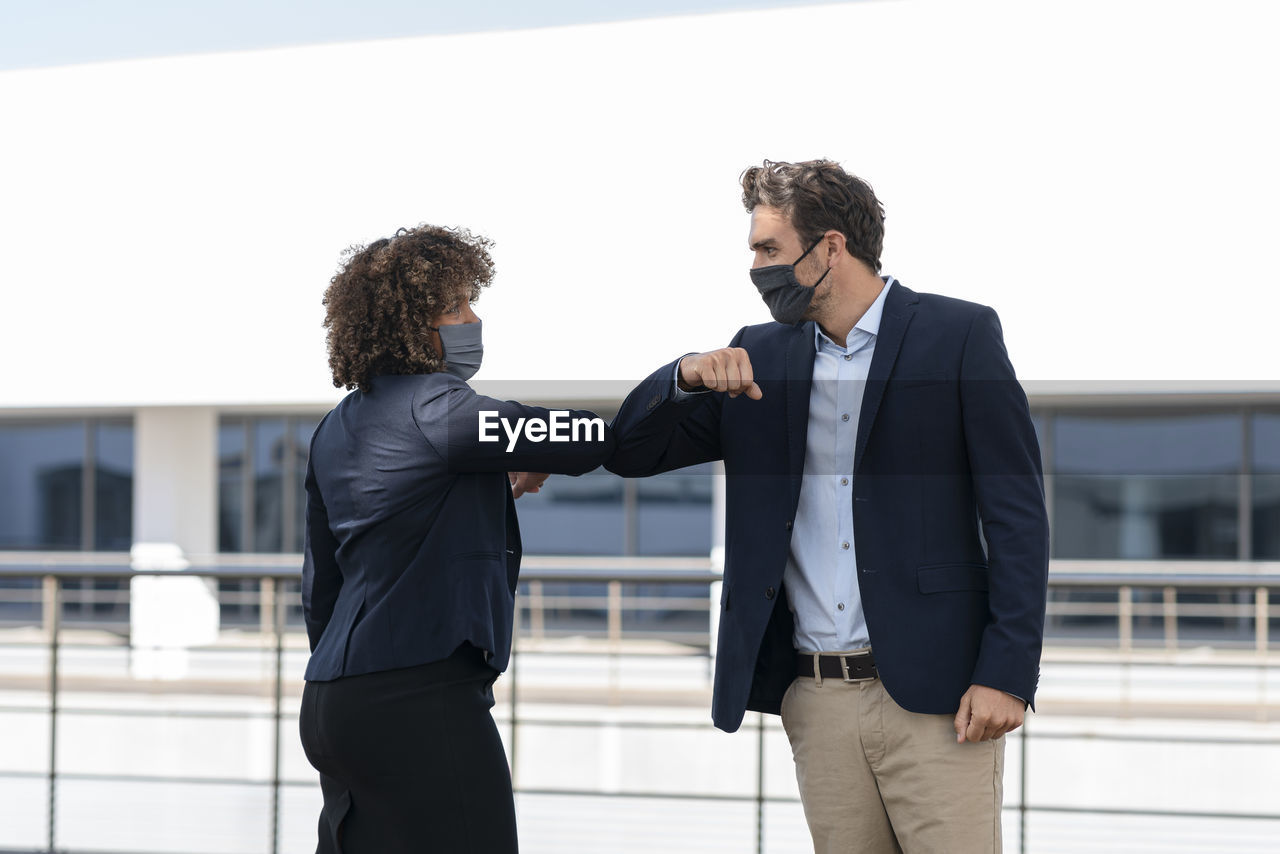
[953, 684, 1024, 743]
[508, 472, 549, 499]
[678, 348, 763, 399]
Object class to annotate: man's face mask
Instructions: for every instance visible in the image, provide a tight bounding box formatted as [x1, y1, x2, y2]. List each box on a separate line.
[429, 318, 484, 381]
[750, 236, 831, 325]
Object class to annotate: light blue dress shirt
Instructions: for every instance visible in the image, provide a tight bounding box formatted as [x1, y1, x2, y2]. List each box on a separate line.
[674, 278, 897, 653]
[786, 279, 894, 652]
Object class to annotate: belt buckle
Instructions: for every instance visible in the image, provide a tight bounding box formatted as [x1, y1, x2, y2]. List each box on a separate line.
[839, 652, 873, 683]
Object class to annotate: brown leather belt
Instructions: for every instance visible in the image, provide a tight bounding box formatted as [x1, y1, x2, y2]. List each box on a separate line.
[796, 650, 878, 682]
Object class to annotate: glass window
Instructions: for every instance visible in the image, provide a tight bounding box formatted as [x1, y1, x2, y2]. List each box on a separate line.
[217, 415, 316, 624]
[636, 463, 715, 556]
[252, 418, 287, 553]
[1030, 410, 1047, 455]
[518, 470, 626, 555]
[218, 420, 246, 552]
[1052, 413, 1241, 559]
[292, 420, 316, 553]
[93, 421, 133, 551]
[518, 465, 715, 557]
[0, 421, 85, 550]
[0, 418, 134, 625]
[218, 415, 321, 554]
[1253, 413, 1280, 559]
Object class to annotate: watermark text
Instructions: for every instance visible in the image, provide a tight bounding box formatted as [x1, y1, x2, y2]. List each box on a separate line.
[478, 410, 606, 452]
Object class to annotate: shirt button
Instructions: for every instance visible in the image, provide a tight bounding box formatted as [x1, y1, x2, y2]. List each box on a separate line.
[841, 541, 850, 550]
[843, 354, 853, 361]
[841, 477, 849, 486]
[838, 602, 845, 611]
[841, 413, 850, 422]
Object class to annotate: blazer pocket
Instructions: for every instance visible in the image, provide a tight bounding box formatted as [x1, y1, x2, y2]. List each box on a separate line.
[917, 563, 990, 594]
[451, 550, 503, 561]
[893, 371, 949, 389]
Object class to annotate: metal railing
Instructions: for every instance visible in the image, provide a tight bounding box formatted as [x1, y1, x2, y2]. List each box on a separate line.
[1, 556, 1279, 854]
[1047, 559, 1280, 653]
[0, 559, 298, 854]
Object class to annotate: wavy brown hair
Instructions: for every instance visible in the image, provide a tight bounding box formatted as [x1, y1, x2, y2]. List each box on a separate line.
[741, 159, 886, 272]
[323, 224, 494, 391]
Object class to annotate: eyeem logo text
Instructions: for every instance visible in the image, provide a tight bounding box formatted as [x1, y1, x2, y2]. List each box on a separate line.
[478, 411, 606, 452]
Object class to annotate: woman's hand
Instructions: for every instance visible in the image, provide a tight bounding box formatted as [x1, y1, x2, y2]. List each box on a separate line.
[508, 471, 549, 498]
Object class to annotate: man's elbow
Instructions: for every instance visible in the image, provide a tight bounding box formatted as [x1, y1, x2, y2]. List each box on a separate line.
[603, 442, 658, 478]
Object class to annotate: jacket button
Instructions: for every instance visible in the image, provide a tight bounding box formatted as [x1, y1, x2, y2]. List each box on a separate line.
[765, 587, 776, 600]
[784, 521, 793, 531]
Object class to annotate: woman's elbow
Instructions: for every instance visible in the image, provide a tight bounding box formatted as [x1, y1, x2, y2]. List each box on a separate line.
[569, 431, 616, 475]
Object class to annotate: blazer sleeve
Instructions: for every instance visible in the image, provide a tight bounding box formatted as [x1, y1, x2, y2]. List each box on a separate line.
[605, 328, 748, 477]
[959, 307, 1051, 707]
[413, 377, 615, 475]
[300, 452, 343, 653]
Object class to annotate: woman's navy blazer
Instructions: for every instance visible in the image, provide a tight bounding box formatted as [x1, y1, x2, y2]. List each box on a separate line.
[302, 373, 614, 681]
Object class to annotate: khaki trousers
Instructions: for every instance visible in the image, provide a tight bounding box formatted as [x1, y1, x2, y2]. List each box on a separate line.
[780, 667, 1004, 854]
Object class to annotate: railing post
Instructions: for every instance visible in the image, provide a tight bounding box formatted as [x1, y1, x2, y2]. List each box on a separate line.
[260, 576, 275, 640]
[607, 580, 623, 647]
[42, 575, 57, 640]
[1163, 586, 1178, 651]
[1019, 716, 1028, 854]
[1118, 586, 1133, 653]
[269, 578, 284, 854]
[529, 580, 545, 640]
[607, 580, 623, 703]
[45, 575, 60, 854]
[756, 712, 765, 854]
[1256, 587, 1269, 657]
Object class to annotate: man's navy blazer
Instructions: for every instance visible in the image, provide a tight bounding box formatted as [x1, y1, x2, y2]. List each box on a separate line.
[302, 373, 614, 682]
[607, 282, 1049, 733]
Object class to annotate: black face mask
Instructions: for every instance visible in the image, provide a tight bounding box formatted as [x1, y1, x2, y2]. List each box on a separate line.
[749, 237, 831, 325]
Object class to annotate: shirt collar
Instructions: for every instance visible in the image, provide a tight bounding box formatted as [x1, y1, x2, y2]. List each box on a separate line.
[813, 275, 896, 351]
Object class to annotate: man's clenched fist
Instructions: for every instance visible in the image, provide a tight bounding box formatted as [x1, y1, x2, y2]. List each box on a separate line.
[678, 348, 763, 400]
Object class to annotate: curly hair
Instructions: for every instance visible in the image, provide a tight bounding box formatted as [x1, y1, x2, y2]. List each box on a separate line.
[323, 224, 494, 392]
[740, 159, 886, 272]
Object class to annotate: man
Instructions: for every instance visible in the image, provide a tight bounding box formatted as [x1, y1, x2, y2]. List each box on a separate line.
[606, 160, 1048, 853]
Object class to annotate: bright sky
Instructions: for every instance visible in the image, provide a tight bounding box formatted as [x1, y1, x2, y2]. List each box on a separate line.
[0, 0, 843, 70]
[2, 0, 1277, 408]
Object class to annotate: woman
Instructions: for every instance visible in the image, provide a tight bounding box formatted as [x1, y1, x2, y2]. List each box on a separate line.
[298, 224, 612, 853]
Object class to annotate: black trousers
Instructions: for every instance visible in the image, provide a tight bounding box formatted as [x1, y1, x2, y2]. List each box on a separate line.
[299, 644, 518, 853]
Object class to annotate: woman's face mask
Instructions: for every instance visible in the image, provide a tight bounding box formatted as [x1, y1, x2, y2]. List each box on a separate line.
[429, 317, 484, 381]
[749, 237, 830, 325]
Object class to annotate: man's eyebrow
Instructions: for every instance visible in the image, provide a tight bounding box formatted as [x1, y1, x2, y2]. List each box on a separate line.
[750, 238, 779, 250]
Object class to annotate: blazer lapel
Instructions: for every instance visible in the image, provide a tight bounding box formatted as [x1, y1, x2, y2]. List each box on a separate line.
[854, 283, 919, 474]
[785, 322, 816, 508]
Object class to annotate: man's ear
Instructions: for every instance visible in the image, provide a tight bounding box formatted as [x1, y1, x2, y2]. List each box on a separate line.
[823, 230, 847, 267]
